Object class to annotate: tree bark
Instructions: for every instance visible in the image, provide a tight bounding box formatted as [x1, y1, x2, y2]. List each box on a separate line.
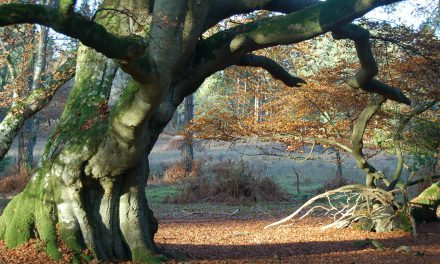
[0, 1, 164, 261]
[0, 44, 163, 262]
[411, 182, 440, 222]
[17, 123, 33, 172]
[17, 22, 49, 171]
[181, 95, 194, 171]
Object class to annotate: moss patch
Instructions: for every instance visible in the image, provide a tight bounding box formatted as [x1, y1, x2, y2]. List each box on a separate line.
[131, 247, 166, 264]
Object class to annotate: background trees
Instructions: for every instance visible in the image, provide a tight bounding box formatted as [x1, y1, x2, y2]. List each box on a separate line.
[190, 4, 439, 232]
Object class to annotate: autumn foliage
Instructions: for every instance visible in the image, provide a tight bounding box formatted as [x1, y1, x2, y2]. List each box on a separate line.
[191, 21, 439, 159]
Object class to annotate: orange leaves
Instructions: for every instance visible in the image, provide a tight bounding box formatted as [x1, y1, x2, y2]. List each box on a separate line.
[191, 21, 439, 153]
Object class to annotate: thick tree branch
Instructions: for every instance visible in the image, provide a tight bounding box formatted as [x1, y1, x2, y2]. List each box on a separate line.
[0, 57, 76, 161]
[205, 0, 319, 30]
[236, 54, 306, 87]
[180, 0, 402, 100]
[351, 95, 387, 187]
[332, 24, 411, 105]
[227, 0, 403, 52]
[0, 3, 147, 62]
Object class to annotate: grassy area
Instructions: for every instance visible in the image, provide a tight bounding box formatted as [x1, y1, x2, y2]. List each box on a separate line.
[146, 170, 330, 219]
[146, 183, 305, 218]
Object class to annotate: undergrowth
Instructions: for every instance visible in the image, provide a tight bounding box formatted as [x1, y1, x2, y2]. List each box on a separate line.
[167, 160, 288, 205]
[0, 165, 31, 193]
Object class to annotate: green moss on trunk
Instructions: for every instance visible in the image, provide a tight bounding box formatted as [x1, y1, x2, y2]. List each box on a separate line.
[411, 182, 440, 222]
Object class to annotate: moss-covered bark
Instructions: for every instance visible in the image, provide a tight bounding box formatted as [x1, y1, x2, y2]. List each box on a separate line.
[411, 182, 440, 222]
[0, 44, 163, 262]
[0, 0, 163, 259]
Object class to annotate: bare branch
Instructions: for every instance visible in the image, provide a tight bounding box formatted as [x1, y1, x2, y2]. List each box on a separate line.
[387, 100, 438, 190]
[265, 184, 378, 228]
[305, 137, 353, 153]
[265, 184, 400, 230]
[0, 41, 16, 80]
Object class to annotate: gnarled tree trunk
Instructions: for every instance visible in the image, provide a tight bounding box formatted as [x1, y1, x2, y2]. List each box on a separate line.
[0, 1, 166, 261]
[0, 43, 164, 262]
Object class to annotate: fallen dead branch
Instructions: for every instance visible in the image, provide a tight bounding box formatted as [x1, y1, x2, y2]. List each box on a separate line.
[265, 184, 405, 232]
[180, 208, 240, 216]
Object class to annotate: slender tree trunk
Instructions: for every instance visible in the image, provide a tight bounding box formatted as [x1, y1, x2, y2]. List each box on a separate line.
[181, 94, 194, 171]
[17, 20, 49, 171]
[29, 22, 49, 162]
[254, 94, 260, 122]
[17, 123, 33, 173]
[335, 150, 343, 180]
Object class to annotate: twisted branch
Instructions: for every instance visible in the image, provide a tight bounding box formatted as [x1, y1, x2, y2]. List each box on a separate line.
[332, 24, 411, 105]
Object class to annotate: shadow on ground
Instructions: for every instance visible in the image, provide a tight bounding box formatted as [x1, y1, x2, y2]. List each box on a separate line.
[156, 218, 440, 264]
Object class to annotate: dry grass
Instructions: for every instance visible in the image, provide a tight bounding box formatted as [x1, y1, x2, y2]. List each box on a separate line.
[168, 160, 288, 204]
[0, 165, 30, 193]
[162, 160, 203, 184]
[318, 175, 349, 193]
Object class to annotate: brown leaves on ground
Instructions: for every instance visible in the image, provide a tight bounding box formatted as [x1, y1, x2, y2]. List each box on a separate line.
[0, 212, 439, 263]
[157, 215, 440, 264]
[0, 239, 73, 264]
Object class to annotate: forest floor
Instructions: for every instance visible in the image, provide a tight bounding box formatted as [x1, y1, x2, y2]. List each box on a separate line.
[0, 134, 438, 263]
[0, 196, 439, 264]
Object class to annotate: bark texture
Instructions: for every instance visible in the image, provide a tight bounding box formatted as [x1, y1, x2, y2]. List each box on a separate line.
[181, 95, 194, 171]
[0, 1, 163, 262]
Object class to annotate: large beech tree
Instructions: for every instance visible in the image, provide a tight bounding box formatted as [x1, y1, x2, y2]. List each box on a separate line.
[0, 0, 413, 262]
